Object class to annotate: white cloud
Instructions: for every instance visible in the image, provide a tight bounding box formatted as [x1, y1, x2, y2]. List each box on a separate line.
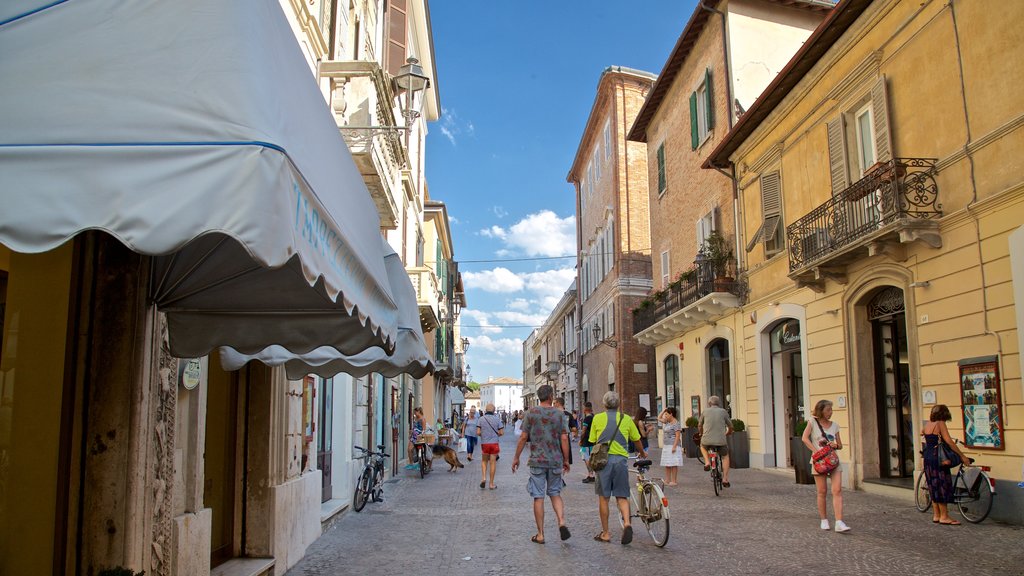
[462, 267, 524, 293]
[484, 210, 575, 257]
[469, 334, 523, 357]
[493, 309, 549, 327]
[461, 309, 502, 335]
[492, 206, 509, 219]
[438, 107, 473, 147]
[521, 267, 577, 301]
[506, 298, 531, 311]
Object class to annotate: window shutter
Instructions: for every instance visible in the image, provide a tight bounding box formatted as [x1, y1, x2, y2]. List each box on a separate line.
[657, 143, 666, 192]
[761, 171, 781, 216]
[826, 118, 848, 195]
[871, 76, 893, 162]
[705, 68, 715, 130]
[661, 250, 670, 287]
[385, 0, 408, 77]
[689, 92, 699, 150]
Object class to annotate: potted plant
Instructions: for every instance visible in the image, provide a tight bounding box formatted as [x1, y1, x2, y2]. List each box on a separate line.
[683, 416, 701, 458]
[700, 231, 734, 289]
[791, 419, 814, 484]
[727, 418, 749, 469]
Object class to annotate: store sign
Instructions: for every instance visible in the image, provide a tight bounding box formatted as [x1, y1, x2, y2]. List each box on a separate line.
[180, 358, 202, 390]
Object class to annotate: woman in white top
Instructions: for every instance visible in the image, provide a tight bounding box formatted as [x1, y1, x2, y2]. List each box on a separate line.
[801, 399, 850, 533]
[658, 407, 683, 486]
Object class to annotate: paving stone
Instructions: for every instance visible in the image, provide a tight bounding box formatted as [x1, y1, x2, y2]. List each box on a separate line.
[286, 435, 1024, 576]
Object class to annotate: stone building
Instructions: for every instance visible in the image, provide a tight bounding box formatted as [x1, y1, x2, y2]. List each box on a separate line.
[567, 67, 658, 416]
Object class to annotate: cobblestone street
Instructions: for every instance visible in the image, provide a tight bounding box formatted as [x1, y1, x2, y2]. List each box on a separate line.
[286, 434, 1024, 576]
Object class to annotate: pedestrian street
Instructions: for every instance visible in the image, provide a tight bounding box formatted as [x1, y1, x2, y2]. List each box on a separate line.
[285, 434, 1024, 576]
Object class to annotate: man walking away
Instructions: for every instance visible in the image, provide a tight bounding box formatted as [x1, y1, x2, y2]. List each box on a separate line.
[579, 402, 596, 483]
[512, 384, 571, 544]
[699, 395, 734, 488]
[588, 392, 646, 545]
[553, 397, 576, 466]
[461, 406, 479, 462]
[477, 403, 504, 489]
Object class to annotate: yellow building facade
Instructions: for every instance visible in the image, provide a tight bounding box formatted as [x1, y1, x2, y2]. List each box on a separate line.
[707, 0, 1023, 522]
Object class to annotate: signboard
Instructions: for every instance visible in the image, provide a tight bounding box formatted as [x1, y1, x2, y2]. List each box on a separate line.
[958, 356, 1004, 449]
[178, 358, 202, 390]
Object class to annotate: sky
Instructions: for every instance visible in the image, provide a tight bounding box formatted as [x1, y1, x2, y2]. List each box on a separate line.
[425, 1, 699, 384]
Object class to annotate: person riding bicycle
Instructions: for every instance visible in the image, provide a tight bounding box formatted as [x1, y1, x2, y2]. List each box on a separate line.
[405, 406, 426, 470]
[698, 395, 733, 488]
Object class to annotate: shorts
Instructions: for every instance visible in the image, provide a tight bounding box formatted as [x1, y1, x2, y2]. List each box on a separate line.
[527, 467, 565, 498]
[594, 455, 630, 499]
[702, 443, 729, 457]
[481, 443, 500, 455]
[579, 446, 591, 461]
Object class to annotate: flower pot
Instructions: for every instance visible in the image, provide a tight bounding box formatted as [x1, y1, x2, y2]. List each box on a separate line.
[791, 436, 814, 484]
[727, 431, 749, 468]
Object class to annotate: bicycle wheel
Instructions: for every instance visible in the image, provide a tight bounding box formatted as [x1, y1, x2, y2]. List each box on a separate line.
[914, 471, 932, 512]
[957, 470, 994, 523]
[641, 484, 670, 547]
[419, 449, 427, 478]
[371, 465, 384, 502]
[353, 468, 371, 512]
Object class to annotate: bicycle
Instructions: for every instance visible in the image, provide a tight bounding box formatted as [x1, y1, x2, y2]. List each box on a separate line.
[353, 444, 389, 513]
[412, 440, 433, 478]
[616, 458, 671, 547]
[697, 447, 725, 496]
[915, 439, 995, 523]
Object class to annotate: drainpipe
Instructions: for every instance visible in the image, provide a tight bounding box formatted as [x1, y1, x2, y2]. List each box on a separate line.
[699, 0, 743, 271]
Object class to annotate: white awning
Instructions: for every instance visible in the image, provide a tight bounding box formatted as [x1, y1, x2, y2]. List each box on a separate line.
[0, 0, 400, 357]
[448, 387, 466, 405]
[218, 239, 434, 379]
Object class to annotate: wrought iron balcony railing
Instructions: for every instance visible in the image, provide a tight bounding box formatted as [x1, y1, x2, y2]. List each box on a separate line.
[787, 158, 940, 273]
[632, 258, 745, 336]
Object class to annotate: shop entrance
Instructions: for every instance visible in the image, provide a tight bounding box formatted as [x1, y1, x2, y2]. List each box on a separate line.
[707, 339, 731, 414]
[869, 287, 914, 481]
[768, 320, 803, 467]
[317, 377, 333, 502]
[204, 354, 244, 567]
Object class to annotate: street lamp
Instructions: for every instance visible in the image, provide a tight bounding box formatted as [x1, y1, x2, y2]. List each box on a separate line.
[394, 57, 430, 131]
[592, 321, 618, 348]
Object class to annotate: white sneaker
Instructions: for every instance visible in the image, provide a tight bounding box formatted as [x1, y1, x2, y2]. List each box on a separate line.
[835, 520, 851, 533]
[820, 519, 830, 531]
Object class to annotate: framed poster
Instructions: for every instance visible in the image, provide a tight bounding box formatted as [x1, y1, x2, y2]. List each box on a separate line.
[957, 356, 1004, 449]
[690, 395, 701, 418]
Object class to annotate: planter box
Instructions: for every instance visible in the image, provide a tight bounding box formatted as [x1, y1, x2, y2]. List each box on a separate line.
[727, 431, 749, 469]
[791, 436, 814, 484]
[683, 428, 701, 458]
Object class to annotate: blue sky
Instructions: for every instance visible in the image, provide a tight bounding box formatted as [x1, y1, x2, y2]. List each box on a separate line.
[425, 1, 698, 384]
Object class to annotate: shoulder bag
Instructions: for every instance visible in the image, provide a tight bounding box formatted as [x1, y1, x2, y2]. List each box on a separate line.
[811, 418, 840, 475]
[935, 440, 961, 469]
[589, 412, 624, 471]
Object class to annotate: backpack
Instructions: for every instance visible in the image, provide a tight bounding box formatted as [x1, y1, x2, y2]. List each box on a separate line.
[589, 412, 624, 471]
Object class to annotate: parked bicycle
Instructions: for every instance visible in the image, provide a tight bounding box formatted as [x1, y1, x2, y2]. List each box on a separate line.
[412, 439, 432, 478]
[915, 439, 995, 523]
[616, 458, 670, 547]
[698, 447, 725, 496]
[353, 444, 388, 512]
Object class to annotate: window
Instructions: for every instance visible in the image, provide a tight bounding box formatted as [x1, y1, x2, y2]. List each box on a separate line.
[664, 355, 679, 411]
[660, 250, 670, 288]
[415, 228, 425, 266]
[657, 143, 666, 193]
[604, 120, 612, 161]
[746, 171, 783, 256]
[594, 149, 602, 182]
[827, 76, 892, 194]
[690, 68, 715, 149]
[695, 209, 717, 252]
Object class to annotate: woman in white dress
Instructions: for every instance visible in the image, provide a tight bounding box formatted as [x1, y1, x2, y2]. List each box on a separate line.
[658, 407, 683, 486]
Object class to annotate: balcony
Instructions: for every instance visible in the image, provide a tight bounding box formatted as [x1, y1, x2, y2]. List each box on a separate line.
[787, 158, 941, 290]
[408, 266, 440, 332]
[633, 259, 745, 346]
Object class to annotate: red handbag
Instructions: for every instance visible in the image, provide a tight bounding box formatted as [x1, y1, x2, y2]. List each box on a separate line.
[811, 419, 840, 474]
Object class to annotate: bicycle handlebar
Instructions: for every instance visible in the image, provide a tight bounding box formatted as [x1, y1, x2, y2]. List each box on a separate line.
[354, 445, 389, 458]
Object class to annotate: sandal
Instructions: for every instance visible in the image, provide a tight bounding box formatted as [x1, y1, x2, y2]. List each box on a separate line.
[530, 535, 544, 544]
[593, 534, 611, 543]
[621, 525, 633, 545]
[479, 481, 485, 489]
[559, 525, 571, 541]
[722, 482, 731, 488]
[939, 520, 961, 525]
[489, 485, 498, 490]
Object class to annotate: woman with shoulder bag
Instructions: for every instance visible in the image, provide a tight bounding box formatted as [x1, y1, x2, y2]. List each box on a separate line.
[801, 399, 850, 533]
[922, 404, 971, 525]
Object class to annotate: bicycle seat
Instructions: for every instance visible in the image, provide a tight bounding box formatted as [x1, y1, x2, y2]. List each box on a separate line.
[634, 459, 653, 469]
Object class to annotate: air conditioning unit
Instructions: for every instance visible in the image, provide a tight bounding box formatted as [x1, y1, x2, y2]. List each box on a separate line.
[799, 228, 830, 260]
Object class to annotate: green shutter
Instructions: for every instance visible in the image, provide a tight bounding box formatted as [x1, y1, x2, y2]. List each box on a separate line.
[689, 92, 699, 150]
[657, 143, 666, 192]
[705, 68, 714, 130]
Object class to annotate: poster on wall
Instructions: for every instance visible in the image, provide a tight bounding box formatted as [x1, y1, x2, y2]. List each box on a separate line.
[957, 356, 1004, 449]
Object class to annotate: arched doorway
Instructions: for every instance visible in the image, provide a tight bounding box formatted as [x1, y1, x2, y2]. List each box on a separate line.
[707, 339, 731, 414]
[767, 319, 803, 467]
[867, 286, 914, 481]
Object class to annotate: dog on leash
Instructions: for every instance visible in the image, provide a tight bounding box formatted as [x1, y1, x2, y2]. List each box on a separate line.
[431, 444, 464, 472]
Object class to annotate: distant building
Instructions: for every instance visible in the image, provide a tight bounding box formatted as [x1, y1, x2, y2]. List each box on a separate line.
[480, 376, 524, 415]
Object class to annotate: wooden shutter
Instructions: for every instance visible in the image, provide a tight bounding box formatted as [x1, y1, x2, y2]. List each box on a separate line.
[826, 118, 848, 195]
[871, 76, 892, 162]
[661, 250, 670, 287]
[385, 0, 408, 77]
[689, 92, 699, 150]
[705, 68, 715, 130]
[761, 171, 781, 216]
[657, 143, 666, 192]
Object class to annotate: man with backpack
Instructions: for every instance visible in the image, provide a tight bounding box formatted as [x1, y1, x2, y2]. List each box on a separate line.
[588, 392, 646, 545]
